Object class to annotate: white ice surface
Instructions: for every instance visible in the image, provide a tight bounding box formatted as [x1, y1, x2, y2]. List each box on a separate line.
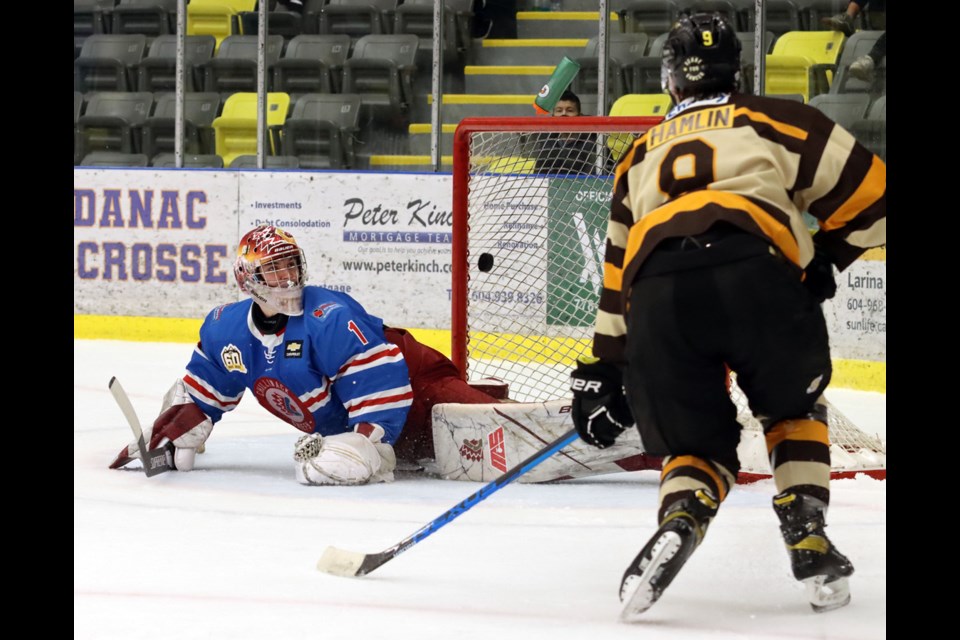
[75, 340, 885, 640]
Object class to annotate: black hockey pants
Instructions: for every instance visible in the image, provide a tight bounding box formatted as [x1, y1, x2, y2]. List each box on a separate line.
[623, 231, 832, 475]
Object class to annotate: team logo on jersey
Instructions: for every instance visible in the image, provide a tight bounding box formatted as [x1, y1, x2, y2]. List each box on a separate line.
[682, 56, 706, 82]
[459, 438, 483, 463]
[221, 344, 247, 373]
[488, 427, 507, 473]
[285, 340, 303, 358]
[311, 302, 342, 320]
[253, 377, 315, 432]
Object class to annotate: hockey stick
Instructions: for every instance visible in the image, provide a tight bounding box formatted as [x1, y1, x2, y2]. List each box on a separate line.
[317, 428, 580, 578]
[108, 376, 173, 477]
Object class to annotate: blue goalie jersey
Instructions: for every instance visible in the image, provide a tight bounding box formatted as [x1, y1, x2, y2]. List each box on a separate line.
[180, 286, 414, 444]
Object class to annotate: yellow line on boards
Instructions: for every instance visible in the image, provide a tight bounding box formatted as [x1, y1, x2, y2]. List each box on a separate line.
[75, 316, 885, 393]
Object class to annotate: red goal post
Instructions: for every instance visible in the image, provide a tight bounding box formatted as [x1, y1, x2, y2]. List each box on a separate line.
[450, 116, 885, 481]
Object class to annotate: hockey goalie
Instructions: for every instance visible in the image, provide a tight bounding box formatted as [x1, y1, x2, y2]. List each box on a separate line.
[108, 224, 661, 486]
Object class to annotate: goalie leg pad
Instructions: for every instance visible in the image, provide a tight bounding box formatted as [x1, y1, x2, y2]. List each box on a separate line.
[431, 399, 659, 483]
[294, 432, 397, 486]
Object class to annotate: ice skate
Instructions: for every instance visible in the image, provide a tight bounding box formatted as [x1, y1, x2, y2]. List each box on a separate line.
[619, 489, 718, 621]
[773, 491, 854, 612]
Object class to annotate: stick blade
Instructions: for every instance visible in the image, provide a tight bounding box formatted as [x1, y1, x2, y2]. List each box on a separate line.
[317, 546, 368, 577]
[108, 376, 174, 477]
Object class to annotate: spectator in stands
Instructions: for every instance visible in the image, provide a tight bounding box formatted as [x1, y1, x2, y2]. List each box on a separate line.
[848, 32, 886, 83]
[534, 89, 613, 175]
[822, 1, 886, 36]
[551, 89, 583, 117]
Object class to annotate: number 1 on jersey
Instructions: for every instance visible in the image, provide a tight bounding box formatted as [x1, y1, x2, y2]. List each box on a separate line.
[347, 320, 369, 345]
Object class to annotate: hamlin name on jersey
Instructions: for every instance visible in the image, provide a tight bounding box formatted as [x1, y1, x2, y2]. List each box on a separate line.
[179, 286, 414, 444]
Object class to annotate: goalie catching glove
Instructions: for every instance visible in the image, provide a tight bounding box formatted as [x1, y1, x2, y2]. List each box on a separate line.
[570, 356, 635, 449]
[294, 423, 397, 486]
[109, 378, 214, 472]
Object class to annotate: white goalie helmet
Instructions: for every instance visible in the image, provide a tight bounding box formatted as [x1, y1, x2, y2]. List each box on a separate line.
[234, 225, 308, 316]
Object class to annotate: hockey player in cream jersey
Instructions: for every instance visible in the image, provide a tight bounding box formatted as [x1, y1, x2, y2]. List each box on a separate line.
[568, 12, 884, 619]
[110, 224, 501, 485]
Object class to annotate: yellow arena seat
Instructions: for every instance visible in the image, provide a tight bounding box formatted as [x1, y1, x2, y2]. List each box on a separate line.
[608, 93, 672, 117]
[768, 30, 845, 96]
[607, 93, 672, 160]
[212, 92, 291, 167]
[764, 54, 816, 102]
[187, 0, 257, 51]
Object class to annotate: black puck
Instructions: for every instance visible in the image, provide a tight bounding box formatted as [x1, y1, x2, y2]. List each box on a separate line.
[478, 253, 494, 272]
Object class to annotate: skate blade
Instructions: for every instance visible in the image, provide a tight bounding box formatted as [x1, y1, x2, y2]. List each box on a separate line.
[619, 531, 682, 622]
[804, 575, 851, 613]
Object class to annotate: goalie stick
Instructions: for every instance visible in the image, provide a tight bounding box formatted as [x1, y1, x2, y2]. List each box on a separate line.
[317, 428, 580, 577]
[108, 376, 174, 477]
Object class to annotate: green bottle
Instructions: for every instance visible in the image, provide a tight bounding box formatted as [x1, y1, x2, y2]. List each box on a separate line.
[533, 56, 581, 115]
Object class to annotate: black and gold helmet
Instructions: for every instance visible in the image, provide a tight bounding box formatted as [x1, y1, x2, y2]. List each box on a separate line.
[661, 12, 742, 99]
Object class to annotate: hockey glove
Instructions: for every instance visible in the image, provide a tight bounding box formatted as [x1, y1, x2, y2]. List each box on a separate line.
[803, 247, 837, 303]
[293, 423, 397, 486]
[109, 378, 214, 471]
[570, 356, 635, 449]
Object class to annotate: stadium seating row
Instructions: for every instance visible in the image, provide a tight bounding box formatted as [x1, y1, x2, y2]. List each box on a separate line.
[75, 0, 475, 67]
[74, 1, 885, 169]
[75, 90, 363, 169]
[76, 33, 419, 130]
[75, 26, 884, 125]
[78, 151, 304, 168]
[75, 2, 878, 51]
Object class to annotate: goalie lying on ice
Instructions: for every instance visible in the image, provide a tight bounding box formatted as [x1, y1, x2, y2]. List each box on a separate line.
[109, 224, 505, 486]
[109, 224, 662, 485]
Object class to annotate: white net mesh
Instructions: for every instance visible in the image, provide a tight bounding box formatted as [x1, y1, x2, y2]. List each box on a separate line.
[454, 120, 885, 478]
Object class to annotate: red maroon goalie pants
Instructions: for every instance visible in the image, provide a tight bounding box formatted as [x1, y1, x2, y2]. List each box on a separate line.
[384, 327, 501, 461]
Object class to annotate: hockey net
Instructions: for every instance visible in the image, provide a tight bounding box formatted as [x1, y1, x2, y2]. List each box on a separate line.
[450, 116, 885, 482]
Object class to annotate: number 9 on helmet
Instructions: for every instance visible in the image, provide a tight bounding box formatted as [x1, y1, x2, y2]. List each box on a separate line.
[234, 225, 308, 316]
[661, 12, 742, 103]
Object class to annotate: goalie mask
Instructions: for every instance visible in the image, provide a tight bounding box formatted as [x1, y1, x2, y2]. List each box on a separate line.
[661, 12, 741, 102]
[234, 225, 308, 316]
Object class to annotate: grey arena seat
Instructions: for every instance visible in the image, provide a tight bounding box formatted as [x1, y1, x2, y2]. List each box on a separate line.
[271, 34, 352, 96]
[342, 34, 419, 129]
[110, 0, 177, 37]
[136, 34, 217, 92]
[808, 93, 871, 132]
[199, 34, 285, 97]
[393, 0, 474, 69]
[616, 0, 680, 38]
[75, 0, 116, 58]
[237, 5, 305, 45]
[75, 33, 148, 92]
[277, 93, 363, 169]
[140, 91, 222, 159]
[572, 32, 650, 104]
[830, 30, 885, 96]
[75, 90, 154, 163]
[316, 0, 398, 48]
